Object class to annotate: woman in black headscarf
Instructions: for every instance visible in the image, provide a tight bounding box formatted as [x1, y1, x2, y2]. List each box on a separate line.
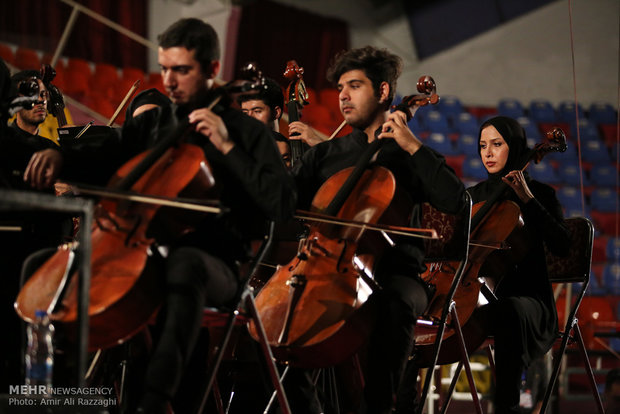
[467, 116, 570, 413]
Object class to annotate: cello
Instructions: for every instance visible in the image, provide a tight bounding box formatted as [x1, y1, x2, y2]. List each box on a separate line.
[15, 64, 266, 351]
[414, 126, 568, 365]
[249, 76, 440, 368]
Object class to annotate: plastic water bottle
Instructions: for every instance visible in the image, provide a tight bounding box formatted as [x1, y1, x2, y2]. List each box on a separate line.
[519, 370, 533, 410]
[25, 310, 54, 389]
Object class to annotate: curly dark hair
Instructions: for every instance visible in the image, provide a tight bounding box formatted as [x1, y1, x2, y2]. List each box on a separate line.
[326, 46, 402, 107]
[158, 18, 220, 75]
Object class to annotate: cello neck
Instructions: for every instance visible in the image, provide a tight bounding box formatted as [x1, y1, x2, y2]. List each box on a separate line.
[323, 139, 383, 216]
[287, 100, 304, 165]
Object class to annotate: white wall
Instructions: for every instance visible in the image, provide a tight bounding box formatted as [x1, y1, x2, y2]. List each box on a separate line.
[410, 0, 618, 107]
[147, 0, 618, 108]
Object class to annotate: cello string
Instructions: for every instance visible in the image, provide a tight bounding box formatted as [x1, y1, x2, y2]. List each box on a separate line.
[615, 18, 620, 242]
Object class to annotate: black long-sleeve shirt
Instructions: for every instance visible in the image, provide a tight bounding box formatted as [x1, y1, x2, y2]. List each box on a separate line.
[60, 102, 297, 262]
[293, 128, 466, 275]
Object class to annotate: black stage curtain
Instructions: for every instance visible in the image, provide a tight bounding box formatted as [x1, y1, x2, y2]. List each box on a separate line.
[235, 0, 349, 91]
[0, 0, 148, 70]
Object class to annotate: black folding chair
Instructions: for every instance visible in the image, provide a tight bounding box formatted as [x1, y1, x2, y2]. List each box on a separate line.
[197, 221, 291, 414]
[412, 193, 477, 414]
[540, 216, 604, 413]
[440, 217, 603, 414]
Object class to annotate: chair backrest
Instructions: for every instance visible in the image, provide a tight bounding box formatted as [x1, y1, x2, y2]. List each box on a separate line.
[421, 192, 472, 262]
[545, 216, 594, 284]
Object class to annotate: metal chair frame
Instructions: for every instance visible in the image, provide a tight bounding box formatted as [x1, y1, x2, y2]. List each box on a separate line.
[413, 193, 478, 414]
[440, 217, 604, 414]
[196, 221, 291, 414]
[540, 216, 604, 413]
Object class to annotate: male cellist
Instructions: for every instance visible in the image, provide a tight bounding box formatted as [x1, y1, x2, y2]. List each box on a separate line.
[287, 46, 466, 413]
[21, 18, 295, 413]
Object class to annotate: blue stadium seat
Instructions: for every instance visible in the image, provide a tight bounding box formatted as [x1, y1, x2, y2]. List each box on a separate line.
[517, 116, 541, 140]
[462, 157, 488, 180]
[558, 101, 584, 123]
[570, 119, 600, 142]
[590, 188, 618, 213]
[437, 95, 463, 119]
[424, 110, 452, 134]
[456, 134, 479, 156]
[581, 140, 611, 163]
[415, 104, 434, 120]
[528, 160, 561, 185]
[556, 186, 583, 210]
[607, 237, 620, 263]
[529, 99, 556, 123]
[453, 112, 479, 135]
[497, 98, 525, 119]
[426, 132, 458, 155]
[590, 164, 618, 188]
[602, 263, 620, 295]
[408, 115, 425, 136]
[563, 205, 589, 220]
[557, 162, 589, 186]
[588, 102, 616, 125]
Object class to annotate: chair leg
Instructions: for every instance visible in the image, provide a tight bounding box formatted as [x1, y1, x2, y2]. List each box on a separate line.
[573, 322, 605, 414]
[416, 300, 459, 414]
[244, 292, 292, 414]
[440, 361, 463, 414]
[485, 344, 496, 382]
[540, 321, 574, 414]
[197, 309, 241, 413]
[212, 380, 226, 414]
[540, 317, 605, 414]
[446, 306, 483, 414]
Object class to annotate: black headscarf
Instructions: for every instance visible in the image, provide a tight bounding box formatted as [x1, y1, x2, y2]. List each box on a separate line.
[478, 115, 531, 187]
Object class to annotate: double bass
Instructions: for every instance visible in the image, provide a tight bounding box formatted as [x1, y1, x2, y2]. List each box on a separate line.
[15, 64, 266, 351]
[249, 76, 440, 368]
[284, 60, 309, 167]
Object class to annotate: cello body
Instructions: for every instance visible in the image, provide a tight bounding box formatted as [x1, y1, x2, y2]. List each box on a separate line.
[249, 165, 412, 367]
[414, 200, 523, 366]
[15, 143, 216, 351]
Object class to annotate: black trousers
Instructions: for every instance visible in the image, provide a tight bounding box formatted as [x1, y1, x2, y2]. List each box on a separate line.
[286, 273, 429, 414]
[142, 247, 238, 410]
[480, 296, 549, 414]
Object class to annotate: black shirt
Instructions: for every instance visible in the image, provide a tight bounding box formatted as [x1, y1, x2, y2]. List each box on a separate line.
[0, 122, 58, 190]
[61, 103, 296, 263]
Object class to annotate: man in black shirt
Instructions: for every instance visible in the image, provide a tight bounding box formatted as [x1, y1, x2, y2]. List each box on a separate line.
[0, 67, 73, 393]
[22, 18, 295, 413]
[238, 76, 291, 167]
[288, 46, 466, 413]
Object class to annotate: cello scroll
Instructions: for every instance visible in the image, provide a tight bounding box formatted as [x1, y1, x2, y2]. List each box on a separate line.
[392, 75, 440, 121]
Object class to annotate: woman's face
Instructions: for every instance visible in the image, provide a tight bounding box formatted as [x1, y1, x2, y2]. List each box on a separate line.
[479, 125, 510, 174]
